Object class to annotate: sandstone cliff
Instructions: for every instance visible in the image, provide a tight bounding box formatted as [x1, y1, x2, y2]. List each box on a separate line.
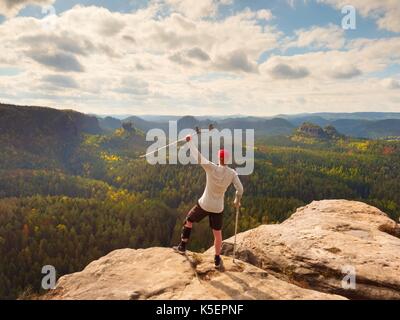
[45, 247, 344, 300]
[45, 200, 400, 300]
[213, 200, 400, 299]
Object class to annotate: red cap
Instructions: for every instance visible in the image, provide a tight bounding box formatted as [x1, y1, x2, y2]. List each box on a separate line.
[218, 149, 229, 161]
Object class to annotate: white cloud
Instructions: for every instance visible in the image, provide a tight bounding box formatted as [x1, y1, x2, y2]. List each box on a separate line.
[186, 47, 211, 61]
[382, 78, 400, 90]
[262, 37, 400, 81]
[114, 77, 149, 96]
[28, 51, 85, 72]
[328, 65, 361, 79]
[0, 4, 281, 113]
[0, 2, 399, 116]
[285, 24, 345, 50]
[256, 9, 274, 21]
[263, 58, 310, 79]
[214, 50, 258, 73]
[164, 0, 217, 20]
[318, 0, 400, 33]
[41, 74, 79, 89]
[229, 7, 274, 22]
[0, 0, 54, 17]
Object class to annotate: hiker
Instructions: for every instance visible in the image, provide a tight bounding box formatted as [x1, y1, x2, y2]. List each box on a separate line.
[173, 135, 244, 269]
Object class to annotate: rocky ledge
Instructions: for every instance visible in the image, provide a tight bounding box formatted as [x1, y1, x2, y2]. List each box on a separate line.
[44, 200, 400, 300]
[212, 200, 400, 299]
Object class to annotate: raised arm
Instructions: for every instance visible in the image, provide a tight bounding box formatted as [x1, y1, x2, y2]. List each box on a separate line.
[187, 136, 213, 169]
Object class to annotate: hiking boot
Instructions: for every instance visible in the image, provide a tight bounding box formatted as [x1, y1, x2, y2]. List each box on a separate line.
[173, 242, 186, 255]
[214, 255, 223, 270]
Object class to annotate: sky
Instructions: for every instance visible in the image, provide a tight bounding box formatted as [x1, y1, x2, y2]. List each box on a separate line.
[0, 0, 399, 116]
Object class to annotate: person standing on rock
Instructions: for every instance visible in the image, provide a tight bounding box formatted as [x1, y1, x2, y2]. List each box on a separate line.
[173, 135, 244, 269]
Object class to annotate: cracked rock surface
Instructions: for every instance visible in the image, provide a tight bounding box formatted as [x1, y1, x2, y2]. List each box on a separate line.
[44, 247, 345, 300]
[45, 200, 399, 300]
[209, 200, 400, 300]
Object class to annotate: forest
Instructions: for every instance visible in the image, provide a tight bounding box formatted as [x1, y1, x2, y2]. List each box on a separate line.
[0, 106, 400, 299]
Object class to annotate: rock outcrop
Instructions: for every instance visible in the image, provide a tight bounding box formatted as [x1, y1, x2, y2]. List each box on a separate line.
[44, 247, 345, 300]
[295, 122, 344, 139]
[213, 200, 400, 299]
[44, 200, 399, 300]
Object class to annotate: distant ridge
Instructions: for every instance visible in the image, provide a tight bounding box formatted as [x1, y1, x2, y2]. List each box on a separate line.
[97, 112, 400, 122]
[2, 103, 400, 139]
[278, 112, 400, 121]
[0, 103, 102, 136]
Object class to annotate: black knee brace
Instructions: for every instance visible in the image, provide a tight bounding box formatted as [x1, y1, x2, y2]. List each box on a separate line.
[181, 223, 192, 240]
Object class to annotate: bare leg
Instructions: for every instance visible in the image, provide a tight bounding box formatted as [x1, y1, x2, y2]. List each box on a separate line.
[212, 229, 222, 256]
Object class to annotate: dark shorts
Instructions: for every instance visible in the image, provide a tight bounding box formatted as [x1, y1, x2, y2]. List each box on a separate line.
[186, 203, 223, 231]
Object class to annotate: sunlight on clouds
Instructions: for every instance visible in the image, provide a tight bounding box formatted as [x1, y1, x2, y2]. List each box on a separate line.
[284, 24, 345, 50]
[164, 0, 216, 19]
[0, 0, 399, 115]
[0, 0, 55, 17]
[163, 0, 234, 20]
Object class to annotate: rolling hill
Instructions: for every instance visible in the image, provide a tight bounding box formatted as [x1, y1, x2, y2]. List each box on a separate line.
[0, 103, 102, 170]
[0, 103, 147, 172]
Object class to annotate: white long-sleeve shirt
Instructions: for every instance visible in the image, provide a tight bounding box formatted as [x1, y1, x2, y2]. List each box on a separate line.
[189, 141, 244, 213]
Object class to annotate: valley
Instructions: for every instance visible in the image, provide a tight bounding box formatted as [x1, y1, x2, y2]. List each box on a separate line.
[0, 103, 399, 299]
